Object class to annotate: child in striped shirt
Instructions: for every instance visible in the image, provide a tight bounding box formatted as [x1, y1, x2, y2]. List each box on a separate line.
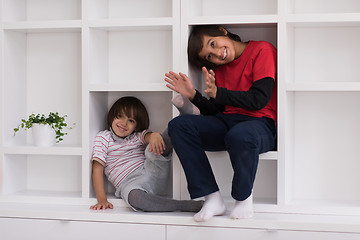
[90, 96, 203, 212]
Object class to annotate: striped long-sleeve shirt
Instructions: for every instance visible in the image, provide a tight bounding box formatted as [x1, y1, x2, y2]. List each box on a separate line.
[92, 129, 149, 190]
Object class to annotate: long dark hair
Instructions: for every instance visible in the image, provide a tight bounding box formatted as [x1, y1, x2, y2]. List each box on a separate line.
[187, 25, 241, 69]
[107, 96, 149, 132]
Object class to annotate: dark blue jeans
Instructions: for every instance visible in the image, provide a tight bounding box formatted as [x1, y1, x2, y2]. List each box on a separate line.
[168, 113, 276, 201]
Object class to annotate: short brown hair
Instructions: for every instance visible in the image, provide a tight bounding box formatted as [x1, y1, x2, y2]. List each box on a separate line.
[187, 25, 241, 70]
[107, 96, 149, 132]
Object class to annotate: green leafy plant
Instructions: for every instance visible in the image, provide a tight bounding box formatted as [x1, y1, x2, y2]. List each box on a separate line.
[13, 112, 74, 143]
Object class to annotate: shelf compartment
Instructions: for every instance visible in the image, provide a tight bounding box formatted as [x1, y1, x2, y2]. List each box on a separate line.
[186, 23, 277, 92]
[3, 30, 82, 147]
[179, 151, 278, 204]
[178, 23, 279, 206]
[88, 91, 174, 199]
[1, 154, 82, 199]
[210, 152, 277, 205]
[286, 92, 360, 207]
[3, 0, 81, 22]
[89, 27, 173, 85]
[183, 0, 277, 17]
[225, 24, 277, 46]
[89, 91, 173, 142]
[88, 0, 173, 19]
[288, 0, 360, 14]
[283, 24, 360, 84]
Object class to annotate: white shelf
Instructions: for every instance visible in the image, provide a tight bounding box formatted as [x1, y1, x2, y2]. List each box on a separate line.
[286, 13, 360, 26]
[286, 82, 360, 92]
[3, 20, 82, 32]
[88, 83, 170, 92]
[206, 151, 277, 161]
[87, 0, 174, 20]
[184, 15, 278, 25]
[3, 20, 175, 32]
[87, 18, 174, 30]
[284, 199, 360, 216]
[1, 202, 360, 234]
[3, 145, 82, 156]
[182, 0, 277, 17]
[287, 0, 360, 15]
[0, 190, 82, 202]
[259, 151, 278, 160]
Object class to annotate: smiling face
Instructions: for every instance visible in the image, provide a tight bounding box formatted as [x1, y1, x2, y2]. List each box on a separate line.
[198, 34, 237, 66]
[107, 96, 150, 137]
[111, 112, 137, 138]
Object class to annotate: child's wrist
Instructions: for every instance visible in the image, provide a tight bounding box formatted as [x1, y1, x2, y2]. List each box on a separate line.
[97, 196, 107, 202]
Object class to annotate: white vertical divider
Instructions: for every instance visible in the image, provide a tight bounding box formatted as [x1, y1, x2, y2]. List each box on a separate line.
[0, 0, 4, 194]
[171, 0, 182, 200]
[277, 0, 286, 207]
[177, 0, 192, 201]
[81, 3, 90, 198]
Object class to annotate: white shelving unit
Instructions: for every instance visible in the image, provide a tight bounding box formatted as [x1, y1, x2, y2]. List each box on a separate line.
[0, 0, 179, 205]
[279, 0, 360, 216]
[1, 0, 360, 239]
[1, 0, 83, 205]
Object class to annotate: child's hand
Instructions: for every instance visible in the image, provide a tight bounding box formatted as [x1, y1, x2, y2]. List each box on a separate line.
[90, 200, 114, 210]
[148, 132, 166, 155]
[165, 71, 196, 100]
[203, 67, 217, 98]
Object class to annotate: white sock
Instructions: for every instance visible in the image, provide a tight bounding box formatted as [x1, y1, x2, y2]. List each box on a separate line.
[172, 94, 200, 115]
[230, 193, 254, 219]
[193, 191, 226, 222]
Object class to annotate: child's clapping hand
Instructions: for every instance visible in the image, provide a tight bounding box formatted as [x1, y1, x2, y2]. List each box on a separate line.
[203, 67, 217, 98]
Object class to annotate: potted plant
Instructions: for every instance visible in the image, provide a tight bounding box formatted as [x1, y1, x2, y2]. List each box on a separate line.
[13, 112, 74, 146]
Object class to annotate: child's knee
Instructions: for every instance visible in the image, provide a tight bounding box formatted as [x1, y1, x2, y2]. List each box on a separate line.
[128, 189, 146, 211]
[168, 116, 183, 135]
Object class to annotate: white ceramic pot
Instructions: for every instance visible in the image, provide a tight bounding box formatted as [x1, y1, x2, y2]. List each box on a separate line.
[32, 123, 56, 147]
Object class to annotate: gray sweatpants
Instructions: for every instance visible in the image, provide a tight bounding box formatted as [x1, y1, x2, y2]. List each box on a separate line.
[115, 145, 171, 209]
